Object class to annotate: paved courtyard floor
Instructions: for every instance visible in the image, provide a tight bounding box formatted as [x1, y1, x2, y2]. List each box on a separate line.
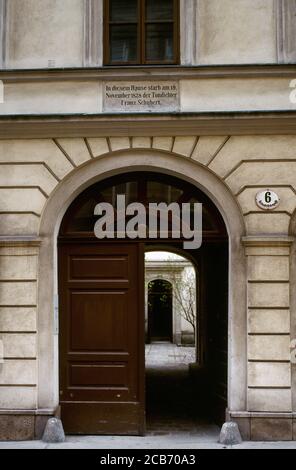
[0, 343, 295, 449]
[145, 343, 212, 435]
[145, 342, 196, 367]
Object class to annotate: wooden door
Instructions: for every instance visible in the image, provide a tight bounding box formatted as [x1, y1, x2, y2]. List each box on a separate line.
[58, 241, 145, 435]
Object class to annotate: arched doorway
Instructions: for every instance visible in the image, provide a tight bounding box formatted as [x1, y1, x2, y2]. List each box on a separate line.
[57, 171, 229, 435]
[148, 279, 173, 342]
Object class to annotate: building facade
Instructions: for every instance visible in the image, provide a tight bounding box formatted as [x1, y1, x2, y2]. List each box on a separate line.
[0, 0, 296, 441]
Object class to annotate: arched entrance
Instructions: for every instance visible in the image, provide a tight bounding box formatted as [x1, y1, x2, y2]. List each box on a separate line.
[148, 279, 173, 342]
[57, 171, 229, 434]
[37, 150, 247, 439]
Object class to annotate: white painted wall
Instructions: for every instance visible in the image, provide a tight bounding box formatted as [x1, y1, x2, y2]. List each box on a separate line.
[1, 0, 279, 69]
[6, 0, 84, 69]
[196, 0, 277, 65]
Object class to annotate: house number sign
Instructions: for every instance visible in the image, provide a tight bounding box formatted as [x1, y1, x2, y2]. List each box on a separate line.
[255, 190, 280, 210]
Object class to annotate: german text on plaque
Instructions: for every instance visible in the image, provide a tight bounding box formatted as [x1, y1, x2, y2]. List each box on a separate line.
[103, 81, 180, 113]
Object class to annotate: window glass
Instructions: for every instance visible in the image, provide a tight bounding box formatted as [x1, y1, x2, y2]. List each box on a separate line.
[147, 181, 183, 204]
[110, 0, 138, 22]
[60, 173, 227, 237]
[146, 0, 174, 21]
[146, 23, 174, 61]
[110, 25, 138, 62]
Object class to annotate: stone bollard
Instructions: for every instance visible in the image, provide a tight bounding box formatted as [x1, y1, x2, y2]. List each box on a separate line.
[42, 417, 66, 443]
[219, 422, 242, 446]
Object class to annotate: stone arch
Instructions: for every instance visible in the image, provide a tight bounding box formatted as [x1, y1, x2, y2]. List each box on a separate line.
[145, 244, 200, 270]
[37, 149, 247, 415]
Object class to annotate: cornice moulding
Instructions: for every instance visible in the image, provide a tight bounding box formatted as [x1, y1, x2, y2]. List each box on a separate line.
[0, 112, 296, 138]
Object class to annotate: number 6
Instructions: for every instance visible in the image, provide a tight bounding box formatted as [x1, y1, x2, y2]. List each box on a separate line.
[265, 191, 272, 204]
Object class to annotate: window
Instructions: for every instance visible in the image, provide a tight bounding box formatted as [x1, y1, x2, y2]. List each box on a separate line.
[59, 172, 226, 238]
[104, 0, 179, 65]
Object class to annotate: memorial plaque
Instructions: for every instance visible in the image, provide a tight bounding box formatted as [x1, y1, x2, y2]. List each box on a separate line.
[103, 81, 180, 113]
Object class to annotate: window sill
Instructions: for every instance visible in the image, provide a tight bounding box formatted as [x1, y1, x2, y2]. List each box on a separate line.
[0, 64, 296, 82]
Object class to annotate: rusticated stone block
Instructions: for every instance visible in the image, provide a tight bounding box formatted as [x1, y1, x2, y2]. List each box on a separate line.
[0, 415, 34, 441]
[35, 416, 51, 440]
[232, 418, 251, 441]
[251, 418, 293, 441]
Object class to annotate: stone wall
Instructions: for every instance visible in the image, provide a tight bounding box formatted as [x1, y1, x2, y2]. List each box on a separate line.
[0, 0, 284, 69]
[0, 242, 38, 409]
[2, 135, 296, 236]
[196, 0, 276, 65]
[6, 0, 84, 69]
[0, 135, 295, 439]
[0, 76, 294, 115]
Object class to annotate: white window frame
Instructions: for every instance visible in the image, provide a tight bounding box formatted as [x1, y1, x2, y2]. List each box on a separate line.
[84, 0, 103, 67]
[0, 0, 7, 69]
[277, 0, 296, 63]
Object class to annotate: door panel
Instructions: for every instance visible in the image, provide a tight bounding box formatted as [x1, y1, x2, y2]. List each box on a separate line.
[59, 242, 145, 435]
[70, 256, 129, 280]
[70, 292, 128, 351]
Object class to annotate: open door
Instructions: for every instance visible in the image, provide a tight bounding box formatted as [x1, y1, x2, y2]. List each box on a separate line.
[58, 242, 145, 435]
